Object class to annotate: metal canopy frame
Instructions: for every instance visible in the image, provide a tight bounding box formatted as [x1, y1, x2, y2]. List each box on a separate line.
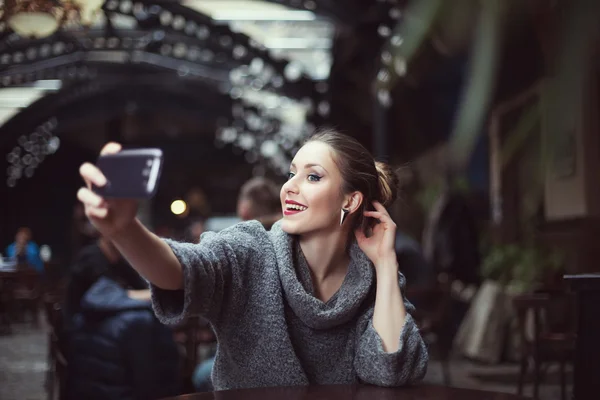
[0, 0, 324, 99]
[0, 0, 341, 185]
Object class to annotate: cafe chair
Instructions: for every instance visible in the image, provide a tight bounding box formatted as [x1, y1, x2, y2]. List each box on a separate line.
[513, 292, 576, 400]
[0, 275, 14, 334]
[172, 316, 217, 392]
[43, 294, 68, 400]
[11, 266, 42, 325]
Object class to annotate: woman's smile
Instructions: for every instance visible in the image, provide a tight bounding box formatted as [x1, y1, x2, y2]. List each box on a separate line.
[284, 199, 308, 216]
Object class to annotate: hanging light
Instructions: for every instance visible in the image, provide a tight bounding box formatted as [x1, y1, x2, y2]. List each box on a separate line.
[5, 0, 62, 38]
[72, 0, 104, 25]
[8, 12, 59, 38]
[2, 0, 103, 39]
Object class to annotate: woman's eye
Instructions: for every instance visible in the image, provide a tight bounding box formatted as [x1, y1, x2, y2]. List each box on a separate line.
[287, 172, 295, 180]
[308, 174, 321, 182]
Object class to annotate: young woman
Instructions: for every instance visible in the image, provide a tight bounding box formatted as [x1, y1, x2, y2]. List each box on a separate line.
[77, 130, 428, 390]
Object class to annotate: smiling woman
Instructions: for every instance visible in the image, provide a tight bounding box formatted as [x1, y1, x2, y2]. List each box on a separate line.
[76, 129, 428, 391]
[280, 130, 399, 237]
[281, 141, 345, 234]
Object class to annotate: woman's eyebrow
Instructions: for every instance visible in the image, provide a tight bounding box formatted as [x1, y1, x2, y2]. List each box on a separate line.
[290, 163, 328, 173]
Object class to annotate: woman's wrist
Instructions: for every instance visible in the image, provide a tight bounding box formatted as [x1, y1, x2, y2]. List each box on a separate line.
[110, 218, 143, 244]
[374, 257, 399, 281]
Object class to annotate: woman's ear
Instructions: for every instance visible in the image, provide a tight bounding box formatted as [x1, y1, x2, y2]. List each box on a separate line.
[344, 191, 363, 215]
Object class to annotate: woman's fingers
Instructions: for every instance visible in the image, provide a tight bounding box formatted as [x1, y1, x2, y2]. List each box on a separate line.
[372, 201, 390, 216]
[77, 187, 105, 208]
[79, 162, 107, 188]
[100, 142, 122, 155]
[75, 142, 121, 224]
[368, 202, 395, 227]
[364, 210, 391, 222]
[364, 210, 396, 229]
[364, 210, 383, 220]
[86, 206, 108, 219]
[77, 187, 109, 219]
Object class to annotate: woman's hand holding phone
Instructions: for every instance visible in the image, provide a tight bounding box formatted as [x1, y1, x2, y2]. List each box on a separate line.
[77, 142, 140, 239]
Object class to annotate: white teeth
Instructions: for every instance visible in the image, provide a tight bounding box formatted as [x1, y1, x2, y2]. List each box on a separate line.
[286, 204, 307, 211]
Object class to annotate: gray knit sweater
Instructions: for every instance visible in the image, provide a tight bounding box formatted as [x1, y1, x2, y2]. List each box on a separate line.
[150, 220, 428, 390]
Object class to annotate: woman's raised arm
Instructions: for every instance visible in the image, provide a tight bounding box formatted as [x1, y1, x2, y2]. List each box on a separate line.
[77, 142, 183, 290]
[78, 142, 263, 325]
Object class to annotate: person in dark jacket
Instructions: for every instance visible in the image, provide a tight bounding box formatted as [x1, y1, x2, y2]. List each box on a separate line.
[66, 277, 180, 400]
[422, 187, 481, 341]
[64, 234, 149, 322]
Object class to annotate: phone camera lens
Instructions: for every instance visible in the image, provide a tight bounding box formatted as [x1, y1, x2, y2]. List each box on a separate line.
[146, 160, 153, 167]
[142, 168, 150, 177]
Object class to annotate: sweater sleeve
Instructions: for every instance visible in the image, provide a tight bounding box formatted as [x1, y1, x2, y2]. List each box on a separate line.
[354, 273, 429, 387]
[150, 221, 262, 325]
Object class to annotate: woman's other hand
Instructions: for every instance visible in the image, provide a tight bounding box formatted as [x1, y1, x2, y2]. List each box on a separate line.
[355, 201, 398, 272]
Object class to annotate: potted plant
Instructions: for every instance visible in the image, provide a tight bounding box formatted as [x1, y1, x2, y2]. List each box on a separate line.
[455, 243, 564, 363]
[481, 244, 565, 294]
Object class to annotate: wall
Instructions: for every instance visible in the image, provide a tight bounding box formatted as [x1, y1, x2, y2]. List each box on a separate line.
[583, 69, 600, 217]
[538, 60, 600, 273]
[543, 64, 600, 220]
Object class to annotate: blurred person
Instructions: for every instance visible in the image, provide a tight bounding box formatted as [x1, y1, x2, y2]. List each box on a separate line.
[185, 217, 206, 244]
[422, 176, 481, 340]
[5, 227, 44, 274]
[422, 173, 481, 287]
[395, 231, 435, 292]
[193, 176, 282, 391]
[64, 231, 149, 322]
[64, 231, 180, 399]
[236, 176, 282, 229]
[65, 276, 180, 400]
[76, 130, 428, 391]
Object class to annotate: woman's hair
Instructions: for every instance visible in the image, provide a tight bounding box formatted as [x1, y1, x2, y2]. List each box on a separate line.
[238, 177, 281, 219]
[305, 129, 399, 232]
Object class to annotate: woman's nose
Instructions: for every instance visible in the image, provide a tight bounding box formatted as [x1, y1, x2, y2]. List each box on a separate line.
[283, 178, 299, 194]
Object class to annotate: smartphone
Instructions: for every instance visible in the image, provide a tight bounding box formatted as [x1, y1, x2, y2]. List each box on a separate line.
[92, 148, 163, 199]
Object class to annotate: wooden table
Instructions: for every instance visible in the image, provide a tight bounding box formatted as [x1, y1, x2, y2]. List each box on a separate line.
[565, 273, 600, 400]
[161, 385, 528, 400]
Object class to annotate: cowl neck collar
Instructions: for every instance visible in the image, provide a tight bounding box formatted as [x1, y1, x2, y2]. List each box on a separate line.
[268, 221, 374, 330]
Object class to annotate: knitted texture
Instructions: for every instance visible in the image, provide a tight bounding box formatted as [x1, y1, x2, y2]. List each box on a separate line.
[151, 220, 428, 390]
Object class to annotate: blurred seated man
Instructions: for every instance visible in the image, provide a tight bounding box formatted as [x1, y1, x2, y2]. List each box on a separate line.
[236, 176, 281, 229]
[192, 176, 281, 392]
[66, 277, 180, 400]
[5, 227, 44, 274]
[64, 231, 149, 321]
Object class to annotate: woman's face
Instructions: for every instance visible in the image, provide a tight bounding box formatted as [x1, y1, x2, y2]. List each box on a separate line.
[280, 141, 346, 235]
